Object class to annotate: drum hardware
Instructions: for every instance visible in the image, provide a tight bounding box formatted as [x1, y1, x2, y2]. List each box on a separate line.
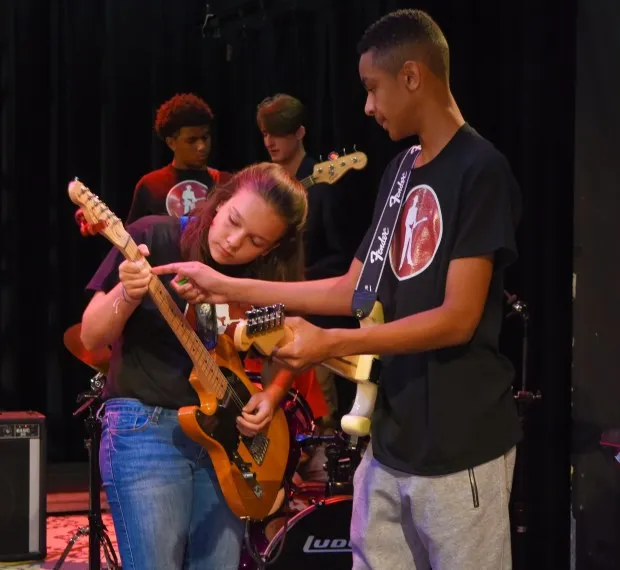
[504, 290, 540, 570]
[504, 290, 541, 407]
[295, 431, 366, 496]
[53, 373, 120, 570]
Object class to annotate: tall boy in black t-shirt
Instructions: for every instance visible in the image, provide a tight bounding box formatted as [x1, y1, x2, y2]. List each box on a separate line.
[153, 9, 522, 569]
[126, 93, 231, 224]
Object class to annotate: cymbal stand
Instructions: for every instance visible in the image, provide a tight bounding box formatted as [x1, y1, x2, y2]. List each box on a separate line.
[504, 291, 541, 570]
[54, 373, 120, 570]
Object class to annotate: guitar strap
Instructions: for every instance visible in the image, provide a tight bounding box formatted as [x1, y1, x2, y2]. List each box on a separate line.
[178, 215, 218, 350]
[352, 145, 421, 318]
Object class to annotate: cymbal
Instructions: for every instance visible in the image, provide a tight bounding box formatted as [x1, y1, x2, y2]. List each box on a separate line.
[63, 323, 110, 375]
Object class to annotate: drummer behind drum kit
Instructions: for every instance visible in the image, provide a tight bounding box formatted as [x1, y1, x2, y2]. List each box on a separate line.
[63, 320, 368, 570]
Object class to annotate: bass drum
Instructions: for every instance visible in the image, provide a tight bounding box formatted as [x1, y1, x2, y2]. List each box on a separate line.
[242, 496, 353, 570]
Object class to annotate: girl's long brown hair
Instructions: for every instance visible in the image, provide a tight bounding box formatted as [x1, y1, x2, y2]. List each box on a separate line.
[180, 162, 308, 282]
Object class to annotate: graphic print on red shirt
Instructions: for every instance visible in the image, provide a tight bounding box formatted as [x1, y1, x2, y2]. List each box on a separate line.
[165, 180, 210, 217]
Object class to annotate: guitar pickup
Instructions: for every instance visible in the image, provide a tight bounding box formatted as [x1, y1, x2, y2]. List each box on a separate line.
[231, 450, 264, 498]
[242, 433, 269, 465]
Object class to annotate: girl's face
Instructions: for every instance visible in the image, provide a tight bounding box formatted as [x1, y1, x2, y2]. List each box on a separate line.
[207, 187, 287, 265]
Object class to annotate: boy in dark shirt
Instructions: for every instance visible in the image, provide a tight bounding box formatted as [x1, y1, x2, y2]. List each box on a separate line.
[126, 93, 231, 224]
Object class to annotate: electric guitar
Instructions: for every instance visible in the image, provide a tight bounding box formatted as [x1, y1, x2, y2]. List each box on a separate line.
[299, 150, 367, 188]
[234, 302, 384, 438]
[68, 179, 290, 521]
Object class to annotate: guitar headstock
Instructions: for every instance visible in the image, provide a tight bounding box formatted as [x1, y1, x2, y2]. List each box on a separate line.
[312, 151, 368, 185]
[67, 178, 130, 251]
[234, 304, 288, 354]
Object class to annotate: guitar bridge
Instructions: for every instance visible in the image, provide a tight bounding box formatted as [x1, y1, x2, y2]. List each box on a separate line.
[242, 433, 269, 466]
[231, 450, 263, 498]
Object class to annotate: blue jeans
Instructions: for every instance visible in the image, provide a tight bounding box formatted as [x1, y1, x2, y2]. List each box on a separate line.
[99, 398, 244, 570]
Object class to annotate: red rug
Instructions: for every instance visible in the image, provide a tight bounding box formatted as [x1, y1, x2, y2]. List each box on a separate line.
[0, 513, 118, 570]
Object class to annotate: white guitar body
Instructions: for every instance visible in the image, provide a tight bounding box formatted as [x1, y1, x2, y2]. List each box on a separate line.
[320, 302, 384, 437]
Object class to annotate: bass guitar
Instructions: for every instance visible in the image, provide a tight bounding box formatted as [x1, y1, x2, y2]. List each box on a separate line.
[233, 302, 384, 438]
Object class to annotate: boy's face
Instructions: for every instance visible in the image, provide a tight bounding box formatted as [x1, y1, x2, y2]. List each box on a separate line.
[167, 125, 211, 169]
[359, 51, 418, 141]
[259, 120, 303, 164]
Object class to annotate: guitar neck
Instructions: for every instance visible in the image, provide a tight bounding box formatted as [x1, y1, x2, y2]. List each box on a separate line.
[239, 322, 366, 381]
[120, 239, 227, 399]
[300, 175, 315, 189]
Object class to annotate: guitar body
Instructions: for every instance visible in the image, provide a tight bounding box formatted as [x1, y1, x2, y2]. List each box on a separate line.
[178, 333, 289, 520]
[320, 302, 384, 438]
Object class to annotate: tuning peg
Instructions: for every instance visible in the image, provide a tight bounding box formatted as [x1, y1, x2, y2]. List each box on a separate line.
[353, 144, 357, 152]
[319, 155, 323, 162]
[342, 148, 346, 156]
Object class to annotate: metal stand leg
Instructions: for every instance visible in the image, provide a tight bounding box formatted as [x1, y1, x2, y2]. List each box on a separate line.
[53, 374, 121, 570]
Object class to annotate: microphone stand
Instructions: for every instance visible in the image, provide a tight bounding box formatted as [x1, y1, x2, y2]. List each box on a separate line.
[504, 291, 541, 570]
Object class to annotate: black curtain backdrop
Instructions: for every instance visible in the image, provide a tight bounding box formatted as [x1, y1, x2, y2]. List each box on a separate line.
[0, 0, 574, 567]
[572, 1, 620, 569]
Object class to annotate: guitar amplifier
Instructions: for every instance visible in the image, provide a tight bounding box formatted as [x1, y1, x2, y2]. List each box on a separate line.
[0, 411, 46, 562]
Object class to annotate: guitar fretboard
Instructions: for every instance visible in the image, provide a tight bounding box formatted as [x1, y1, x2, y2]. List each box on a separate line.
[300, 175, 315, 189]
[122, 239, 228, 400]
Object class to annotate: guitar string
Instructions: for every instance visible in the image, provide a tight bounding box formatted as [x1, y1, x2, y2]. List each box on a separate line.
[150, 275, 286, 415]
[150, 282, 249, 413]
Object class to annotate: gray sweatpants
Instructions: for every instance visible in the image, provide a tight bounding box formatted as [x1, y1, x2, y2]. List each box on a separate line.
[351, 444, 516, 570]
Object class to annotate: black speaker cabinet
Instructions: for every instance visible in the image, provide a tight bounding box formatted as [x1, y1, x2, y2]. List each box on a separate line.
[0, 411, 46, 561]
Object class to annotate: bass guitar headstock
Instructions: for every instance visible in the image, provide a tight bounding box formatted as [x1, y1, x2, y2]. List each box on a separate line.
[312, 150, 368, 185]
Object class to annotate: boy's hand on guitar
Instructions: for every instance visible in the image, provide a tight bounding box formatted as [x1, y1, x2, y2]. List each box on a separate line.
[273, 317, 331, 372]
[165, 278, 211, 305]
[151, 261, 231, 304]
[119, 244, 152, 301]
[236, 390, 278, 437]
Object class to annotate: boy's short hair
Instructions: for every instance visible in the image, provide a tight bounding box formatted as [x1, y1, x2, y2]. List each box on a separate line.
[256, 94, 307, 136]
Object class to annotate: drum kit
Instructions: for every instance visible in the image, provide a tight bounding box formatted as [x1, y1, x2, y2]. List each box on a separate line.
[63, 324, 367, 570]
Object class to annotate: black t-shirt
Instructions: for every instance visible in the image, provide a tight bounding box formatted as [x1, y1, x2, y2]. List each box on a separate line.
[126, 164, 231, 224]
[296, 155, 357, 330]
[86, 216, 201, 408]
[296, 155, 351, 280]
[355, 124, 522, 475]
